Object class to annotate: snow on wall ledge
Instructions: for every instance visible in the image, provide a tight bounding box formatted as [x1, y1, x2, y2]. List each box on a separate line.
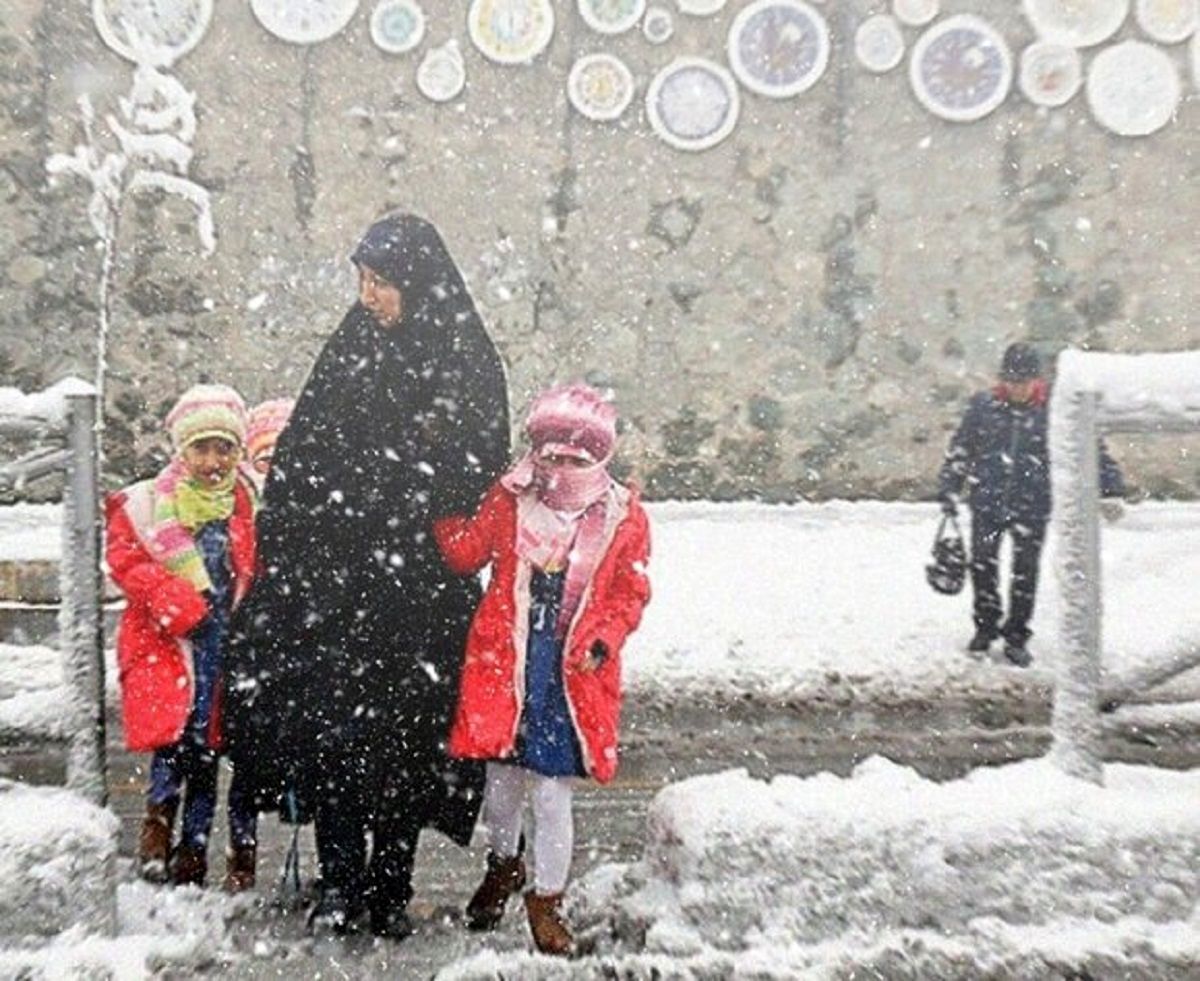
[636, 759, 1197, 945]
[1055, 349, 1200, 428]
[0, 378, 94, 429]
[0, 780, 118, 939]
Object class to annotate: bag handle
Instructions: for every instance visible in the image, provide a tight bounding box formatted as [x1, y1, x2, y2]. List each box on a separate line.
[935, 513, 962, 542]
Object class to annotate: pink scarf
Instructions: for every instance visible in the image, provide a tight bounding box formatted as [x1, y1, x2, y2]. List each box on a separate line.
[501, 451, 613, 639]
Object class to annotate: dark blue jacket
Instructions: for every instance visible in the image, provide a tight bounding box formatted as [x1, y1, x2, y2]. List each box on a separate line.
[939, 388, 1124, 524]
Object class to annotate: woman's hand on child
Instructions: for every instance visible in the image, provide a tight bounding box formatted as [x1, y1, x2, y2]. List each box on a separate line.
[580, 640, 608, 673]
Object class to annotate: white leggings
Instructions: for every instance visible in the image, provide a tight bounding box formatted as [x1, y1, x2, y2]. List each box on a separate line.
[484, 762, 574, 895]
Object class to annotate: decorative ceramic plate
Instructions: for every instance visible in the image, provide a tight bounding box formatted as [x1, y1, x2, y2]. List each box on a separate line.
[677, 0, 726, 15]
[568, 52, 635, 120]
[1134, 0, 1197, 43]
[1022, 0, 1129, 47]
[417, 39, 466, 101]
[646, 56, 740, 150]
[1019, 40, 1083, 104]
[251, 0, 359, 44]
[643, 5, 675, 43]
[370, 0, 425, 53]
[93, 0, 213, 65]
[468, 0, 555, 64]
[1086, 39, 1180, 134]
[856, 14, 905, 73]
[909, 14, 1013, 122]
[893, 0, 938, 28]
[579, 0, 645, 35]
[727, 0, 830, 98]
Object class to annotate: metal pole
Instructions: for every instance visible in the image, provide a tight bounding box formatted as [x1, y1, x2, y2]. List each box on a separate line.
[1050, 389, 1104, 785]
[62, 392, 107, 807]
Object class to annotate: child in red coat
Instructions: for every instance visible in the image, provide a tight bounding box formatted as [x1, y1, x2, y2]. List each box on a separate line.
[434, 383, 651, 956]
[106, 384, 259, 891]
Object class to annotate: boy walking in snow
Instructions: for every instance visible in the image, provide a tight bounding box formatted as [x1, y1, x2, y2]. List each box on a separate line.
[106, 384, 259, 890]
[938, 344, 1124, 666]
[434, 383, 651, 956]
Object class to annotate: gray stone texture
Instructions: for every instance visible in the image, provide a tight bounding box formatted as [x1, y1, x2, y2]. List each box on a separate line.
[1, 1, 1197, 499]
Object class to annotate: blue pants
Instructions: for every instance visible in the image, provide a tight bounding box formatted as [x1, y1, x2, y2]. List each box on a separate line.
[149, 743, 257, 849]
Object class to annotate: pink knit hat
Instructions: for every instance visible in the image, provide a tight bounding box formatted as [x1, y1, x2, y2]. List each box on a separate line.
[246, 398, 295, 463]
[166, 384, 247, 452]
[524, 383, 617, 463]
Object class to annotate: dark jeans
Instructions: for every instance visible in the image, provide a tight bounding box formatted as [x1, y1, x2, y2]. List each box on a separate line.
[149, 742, 257, 850]
[313, 746, 424, 917]
[970, 514, 1047, 646]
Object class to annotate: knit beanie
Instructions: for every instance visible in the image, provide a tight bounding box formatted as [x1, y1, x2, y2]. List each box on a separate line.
[166, 384, 248, 452]
[525, 383, 617, 463]
[1000, 343, 1042, 382]
[246, 397, 295, 463]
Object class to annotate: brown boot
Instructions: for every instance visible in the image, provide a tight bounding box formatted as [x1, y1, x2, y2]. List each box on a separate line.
[223, 844, 256, 894]
[524, 891, 574, 957]
[465, 852, 526, 931]
[138, 801, 177, 884]
[170, 844, 207, 887]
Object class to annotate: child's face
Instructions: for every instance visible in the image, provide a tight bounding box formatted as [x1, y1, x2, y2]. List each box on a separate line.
[182, 436, 241, 486]
[252, 451, 273, 476]
[539, 451, 591, 469]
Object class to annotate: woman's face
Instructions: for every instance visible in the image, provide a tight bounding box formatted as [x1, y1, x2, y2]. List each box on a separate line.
[358, 265, 403, 328]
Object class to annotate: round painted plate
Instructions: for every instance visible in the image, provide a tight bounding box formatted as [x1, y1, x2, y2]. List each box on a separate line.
[909, 14, 1013, 122]
[1022, 0, 1129, 47]
[417, 39, 466, 101]
[1086, 39, 1180, 134]
[251, 0, 359, 44]
[1019, 40, 1083, 105]
[856, 14, 905, 73]
[370, 0, 425, 53]
[93, 0, 213, 65]
[727, 0, 830, 99]
[568, 53, 635, 120]
[579, 0, 645, 35]
[1134, 0, 1197, 43]
[893, 0, 938, 28]
[646, 56, 740, 151]
[677, 0, 726, 14]
[468, 0, 555, 65]
[643, 6, 675, 43]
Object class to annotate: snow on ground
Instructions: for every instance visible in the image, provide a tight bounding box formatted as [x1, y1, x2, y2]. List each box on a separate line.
[0, 780, 119, 940]
[438, 758, 1200, 979]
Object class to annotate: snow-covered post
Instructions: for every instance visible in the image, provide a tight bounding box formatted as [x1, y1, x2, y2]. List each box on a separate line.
[61, 391, 107, 807]
[1050, 376, 1105, 785]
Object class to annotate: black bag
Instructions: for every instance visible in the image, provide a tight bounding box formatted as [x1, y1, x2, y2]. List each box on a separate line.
[926, 515, 967, 595]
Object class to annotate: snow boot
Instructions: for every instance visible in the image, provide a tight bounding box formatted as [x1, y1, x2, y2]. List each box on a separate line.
[967, 629, 995, 654]
[524, 891, 574, 957]
[170, 843, 207, 887]
[223, 844, 256, 894]
[1003, 641, 1032, 668]
[137, 800, 177, 884]
[466, 852, 527, 931]
[307, 885, 364, 936]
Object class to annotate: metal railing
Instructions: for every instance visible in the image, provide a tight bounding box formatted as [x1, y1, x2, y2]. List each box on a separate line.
[0, 384, 106, 806]
[1050, 350, 1200, 785]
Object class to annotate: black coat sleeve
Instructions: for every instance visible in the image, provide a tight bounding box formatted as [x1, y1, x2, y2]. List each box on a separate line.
[1098, 439, 1125, 498]
[938, 397, 981, 502]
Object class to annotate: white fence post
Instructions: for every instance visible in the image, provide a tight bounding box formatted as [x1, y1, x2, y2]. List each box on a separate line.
[61, 392, 107, 807]
[1050, 387, 1104, 785]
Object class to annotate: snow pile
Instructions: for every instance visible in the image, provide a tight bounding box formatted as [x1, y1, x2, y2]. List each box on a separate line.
[0, 780, 119, 939]
[0, 883, 242, 978]
[0, 379, 94, 429]
[1056, 349, 1200, 427]
[438, 759, 1200, 978]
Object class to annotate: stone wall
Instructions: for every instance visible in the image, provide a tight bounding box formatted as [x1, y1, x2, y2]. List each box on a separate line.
[1, 0, 1197, 498]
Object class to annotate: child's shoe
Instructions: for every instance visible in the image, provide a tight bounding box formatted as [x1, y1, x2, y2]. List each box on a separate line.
[137, 801, 176, 884]
[466, 852, 526, 931]
[223, 844, 256, 893]
[524, 891, 574, 957]
[170, 844, 207, 887]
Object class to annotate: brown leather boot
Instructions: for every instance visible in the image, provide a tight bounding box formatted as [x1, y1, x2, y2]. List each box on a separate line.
[465, 852, 526, 931]
[223, 844, 257, 894]
[524, 891, 574, 957]
[138, 801, 177, 884]
[171, 844, 207, 887]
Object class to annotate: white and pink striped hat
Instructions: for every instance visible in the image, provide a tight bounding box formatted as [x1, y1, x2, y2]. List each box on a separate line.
[525, 383, 617, 464]
[166, 384, 248, 452]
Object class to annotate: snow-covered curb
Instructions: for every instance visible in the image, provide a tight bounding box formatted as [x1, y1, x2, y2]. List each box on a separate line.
[0, 781, 119, 939]
[438, 758, 1200, 978]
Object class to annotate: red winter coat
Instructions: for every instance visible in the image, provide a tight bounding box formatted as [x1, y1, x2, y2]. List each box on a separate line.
[105, 477, 256, 752]
[433, 481, 651, 784]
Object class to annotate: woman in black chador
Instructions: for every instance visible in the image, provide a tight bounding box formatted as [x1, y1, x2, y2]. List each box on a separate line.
[227, 214, 510, 938]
